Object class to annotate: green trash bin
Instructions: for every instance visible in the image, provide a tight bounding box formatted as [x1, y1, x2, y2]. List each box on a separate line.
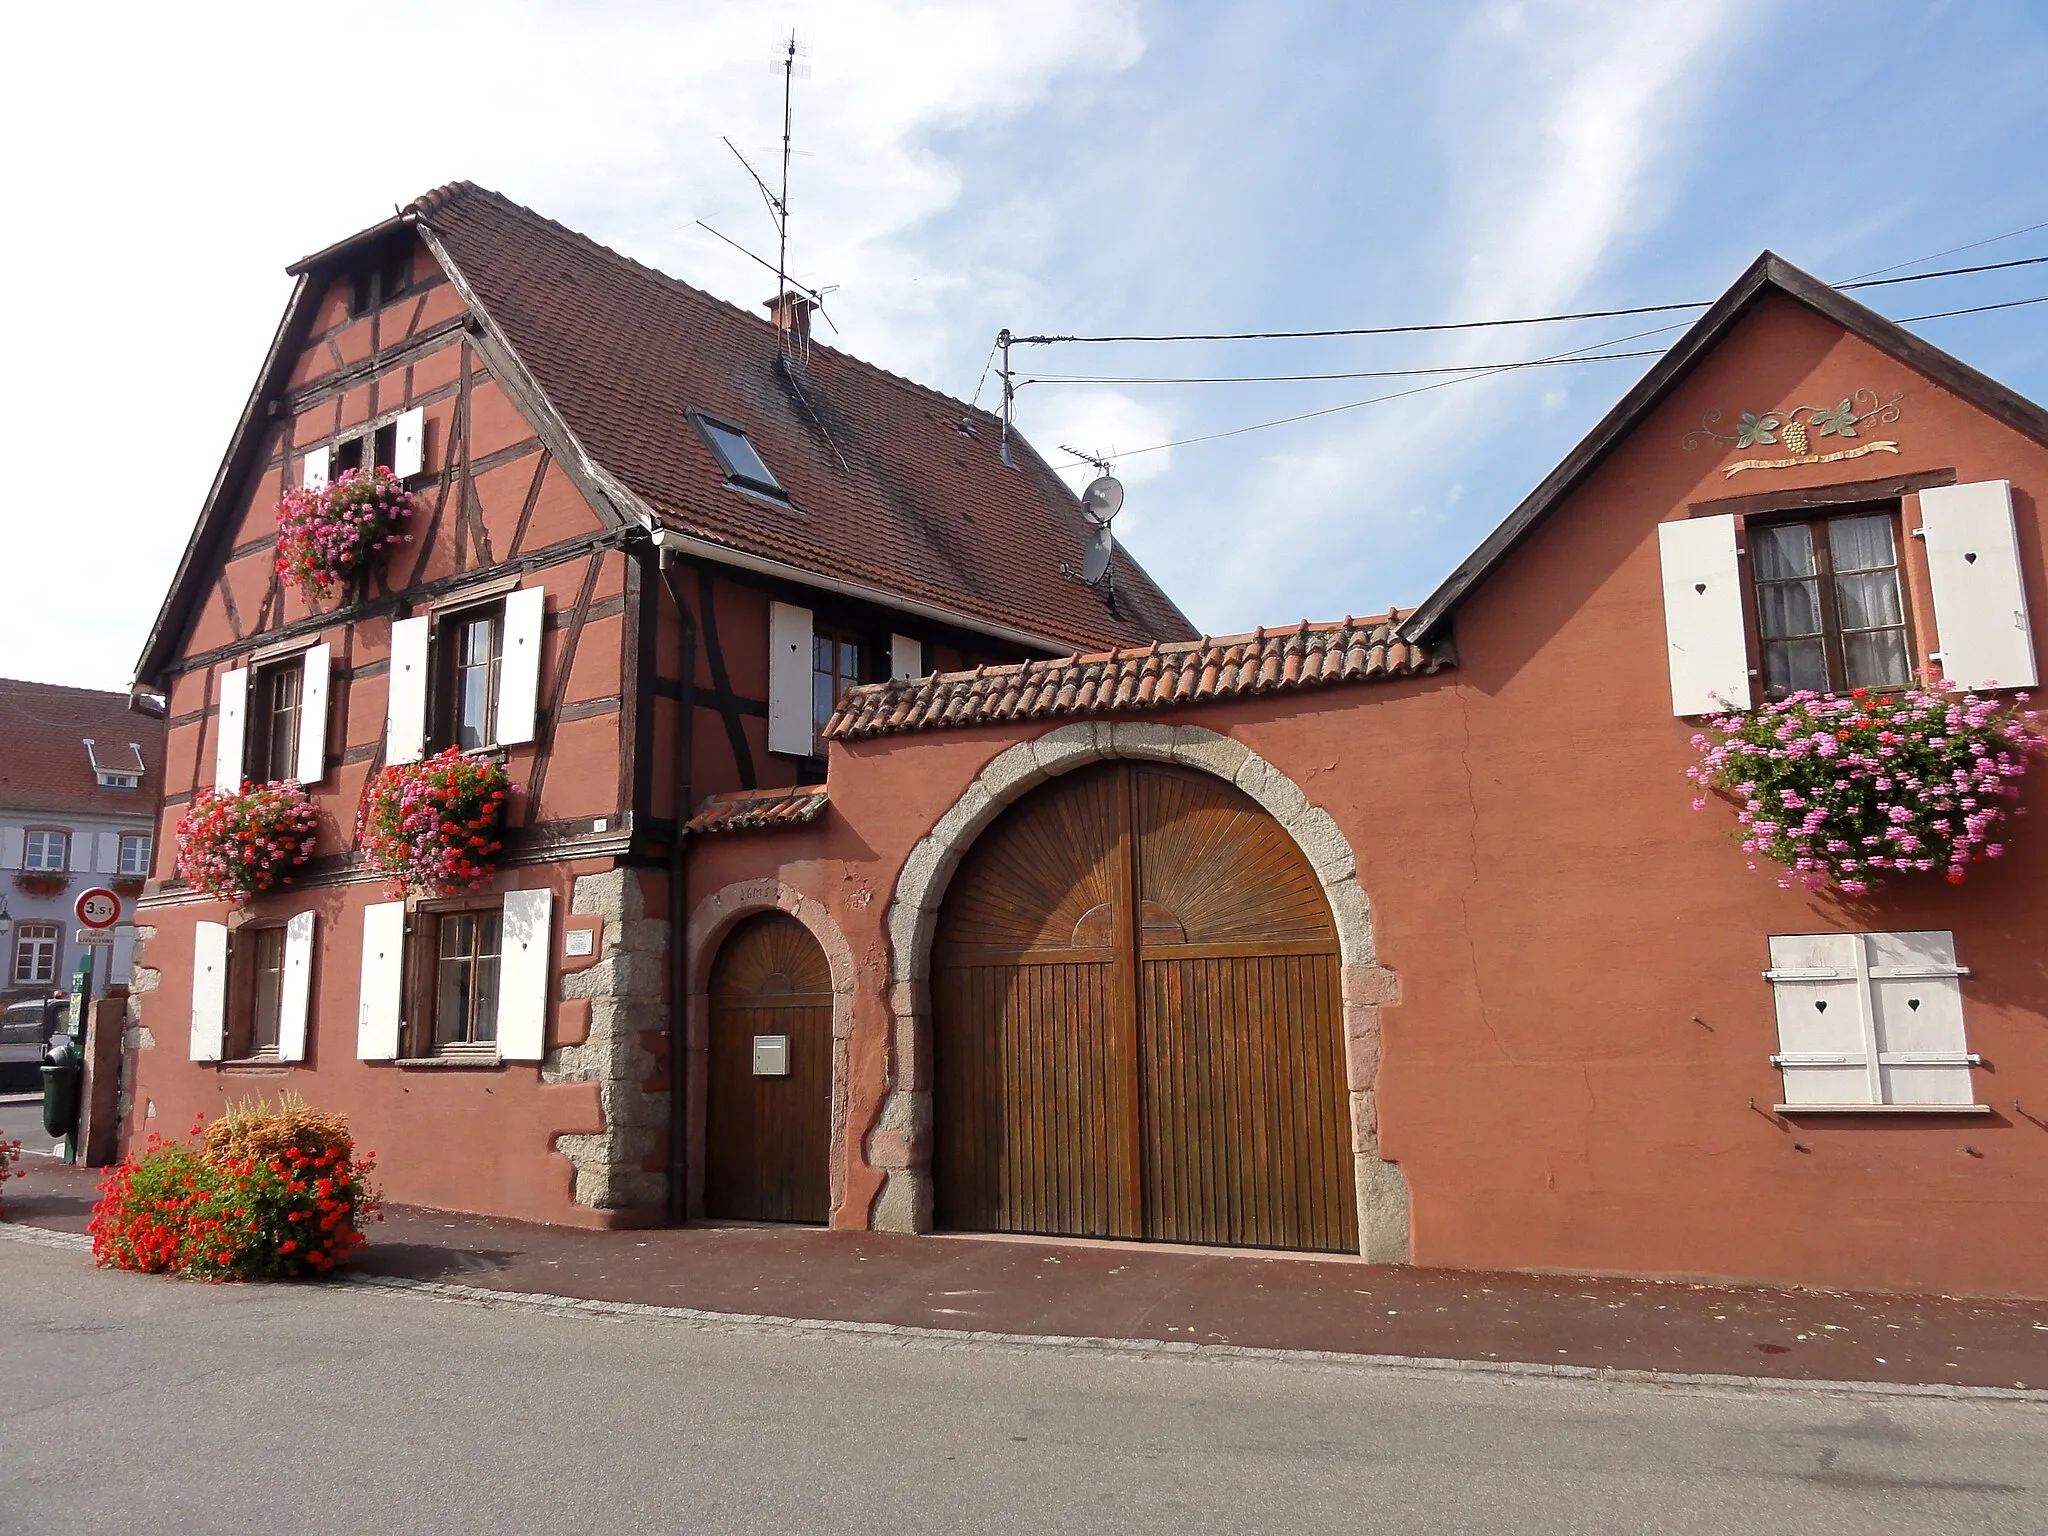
[40, 1035, 82, 1140]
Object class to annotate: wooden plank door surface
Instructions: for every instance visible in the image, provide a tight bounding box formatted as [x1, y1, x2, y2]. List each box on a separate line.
[706, 912, 833, 1223]
[933, 761, 1355, 1252]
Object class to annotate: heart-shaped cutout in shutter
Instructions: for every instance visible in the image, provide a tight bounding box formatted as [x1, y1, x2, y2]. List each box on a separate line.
[1814, 1000, 1828, 1013]
[1966, 552, 1979, 564]
[1695, 582, 1708, 594]
[1908, 997, 1921, 1011]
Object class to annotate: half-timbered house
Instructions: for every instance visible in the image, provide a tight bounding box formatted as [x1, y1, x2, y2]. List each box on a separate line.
[127, 183, 1190, 1226]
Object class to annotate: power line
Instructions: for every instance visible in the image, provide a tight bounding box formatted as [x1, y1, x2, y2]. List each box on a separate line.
[1020, 349, 1665, 387]
[1844, 219, 2048, 282]
[1894, 292, 2048, 322]
[1010, 253, 2048, 349]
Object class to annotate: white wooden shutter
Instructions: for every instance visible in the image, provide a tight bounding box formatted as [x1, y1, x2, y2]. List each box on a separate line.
[110, 924, 136, 984]
[768, 601, 815, 755]
[277, 910, 316, 1063]
[1866, 930, 1974, 1106]
[1657, 516, 1752, 716]
[394, 407, 426, 479]
[1767, 933, 1874, 1105]
[295, 643, 331, 784]
[0, 827, 20, 870]
[496, 888, 553, 1062]
[214, 668, 250, 788]
[356, 901, 408, 1061]
[385, 617, 431, 766]
[94, 832, 118, 874]
[69, 833, 90, 872]
[495, 588, 546, 747]
[889, 633, 922, 683]
[302, 445, 331, 491]
[190, 921, 229, 1063]
[1918, 480, 2037, 690]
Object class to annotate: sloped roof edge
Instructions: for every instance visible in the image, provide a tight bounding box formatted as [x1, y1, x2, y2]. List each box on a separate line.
[1399, 252, 2048, 644]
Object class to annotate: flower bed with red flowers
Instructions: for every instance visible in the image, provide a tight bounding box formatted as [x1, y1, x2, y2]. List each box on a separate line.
[275, 465, 416, 603]
[1688, 684, 2040, 894]
[90, 1096, 379, 1281]
[356, 747, 511, 896]
[12, 870, 66, 898]
[175, 781, 319, 902]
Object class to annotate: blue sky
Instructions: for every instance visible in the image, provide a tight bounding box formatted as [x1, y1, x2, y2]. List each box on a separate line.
[5, 0, 2046, 689]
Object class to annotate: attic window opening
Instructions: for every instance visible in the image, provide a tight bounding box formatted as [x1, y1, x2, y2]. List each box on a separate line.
[348, 240, 413, 318]
[689, 410, 786, 500]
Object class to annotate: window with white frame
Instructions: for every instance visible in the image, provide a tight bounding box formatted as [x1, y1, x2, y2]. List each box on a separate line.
[213, 646, 331, 790]
[383, 588, 544, 767]
[1765, 931, 1981, 1110]
[352, 889, 554, 1065]
[22, 830, 67, 872]
[1657, 479, 2039, 717]
[118, 834, 151, 877]
[13, 923, 59, 985]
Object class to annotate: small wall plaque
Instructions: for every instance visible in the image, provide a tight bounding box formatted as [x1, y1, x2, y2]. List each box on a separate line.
[564, 929, 594, 957]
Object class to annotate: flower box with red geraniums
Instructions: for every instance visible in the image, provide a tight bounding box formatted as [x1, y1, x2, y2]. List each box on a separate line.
[275, 465, 416, 604]
[111, 875, 146, 896]
[175, 781, 319, 903]
[12, 871, 66, 898]
[1687, 684, 2040, 895]
[356, 747, 513, 897]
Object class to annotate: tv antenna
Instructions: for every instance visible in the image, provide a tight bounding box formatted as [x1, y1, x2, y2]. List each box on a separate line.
[697, 30, 838, 349]
[1059, 445, 1124, 591]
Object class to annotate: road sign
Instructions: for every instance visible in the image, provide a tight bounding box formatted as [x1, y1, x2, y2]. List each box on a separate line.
[76, 929, 115, 946]
[75, 888, 120, 930]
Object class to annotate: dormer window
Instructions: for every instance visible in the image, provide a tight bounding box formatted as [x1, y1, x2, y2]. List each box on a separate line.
[83, 739, 146, 791]
[690, 410, 785, 499]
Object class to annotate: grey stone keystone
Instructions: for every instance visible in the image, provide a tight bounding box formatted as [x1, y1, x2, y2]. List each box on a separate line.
[1167, 729, 1250, 782]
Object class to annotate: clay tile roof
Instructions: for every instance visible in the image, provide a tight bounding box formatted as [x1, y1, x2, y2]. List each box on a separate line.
[825, 613, 1448, 741]
[407, 183, 1195, 654]
[0, 679, 164, 817]
[684, 784, 829, 835]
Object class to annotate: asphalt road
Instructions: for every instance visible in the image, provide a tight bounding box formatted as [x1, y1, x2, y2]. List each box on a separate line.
[0, 1093, 57, 1160]
[2, 1239, 2044, 1534]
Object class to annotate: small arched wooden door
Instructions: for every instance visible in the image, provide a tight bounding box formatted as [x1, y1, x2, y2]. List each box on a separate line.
[705, 913, 833, 1223]
[933, 761, 1357, 1252]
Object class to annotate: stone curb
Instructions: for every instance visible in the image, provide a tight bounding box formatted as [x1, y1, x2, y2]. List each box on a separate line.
[6, 1221, 2043, 1406]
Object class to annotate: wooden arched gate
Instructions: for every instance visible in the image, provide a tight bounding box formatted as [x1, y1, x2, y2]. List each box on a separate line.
[933, 761, 1357, 1252]
[705, 912, 832, 1223]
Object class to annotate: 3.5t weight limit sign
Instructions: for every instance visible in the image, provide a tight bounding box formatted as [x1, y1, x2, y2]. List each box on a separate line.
[75, 888, 121, 930]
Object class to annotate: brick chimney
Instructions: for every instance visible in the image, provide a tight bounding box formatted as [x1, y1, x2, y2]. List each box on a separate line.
[764, 290, 816, 352]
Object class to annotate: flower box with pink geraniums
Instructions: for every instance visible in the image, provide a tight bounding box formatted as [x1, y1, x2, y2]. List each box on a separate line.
[1687, 684, 2040, 894]
[355, 748, 512, 897]
[175, 782, 320, 903]
[275, 465, 416, 603]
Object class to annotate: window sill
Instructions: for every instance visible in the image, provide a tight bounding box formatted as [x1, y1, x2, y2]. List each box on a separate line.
[390, 1054, 504, 1070]
[1774, 1103, 1991, 1116]
[217, 1057, 291, 1071]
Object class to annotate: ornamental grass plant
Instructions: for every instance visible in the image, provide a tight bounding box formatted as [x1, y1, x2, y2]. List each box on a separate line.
[90, 1096, 379, 1281]
[275, 466, 415, 603]
[1687, 684, 2040, 894]
[356, 747, 511, 896]
[174, 781, 319, 902]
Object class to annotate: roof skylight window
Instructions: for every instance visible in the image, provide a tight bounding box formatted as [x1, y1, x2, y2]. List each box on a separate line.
[690, 410, 786, 499]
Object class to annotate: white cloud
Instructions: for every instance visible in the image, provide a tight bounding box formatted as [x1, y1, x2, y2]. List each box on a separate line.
[0, 0, 1144, 689]
[1156, 0, 1740, 627]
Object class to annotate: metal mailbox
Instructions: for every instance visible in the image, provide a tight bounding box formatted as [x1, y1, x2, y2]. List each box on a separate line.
[751, 1034, 790, 1077]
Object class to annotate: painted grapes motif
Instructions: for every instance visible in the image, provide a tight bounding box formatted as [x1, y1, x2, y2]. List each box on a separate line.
[1681, 387, 1905, 477]
[175, 782, 319, 903]
[355, 747, 512, 897]
[1687, 685, 2040, 894]
[275, 466, 416, 603]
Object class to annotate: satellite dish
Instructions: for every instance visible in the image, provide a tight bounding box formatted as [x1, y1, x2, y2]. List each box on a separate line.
[1080, 474, 1124, 526]
[1081, 523, 1114, 585]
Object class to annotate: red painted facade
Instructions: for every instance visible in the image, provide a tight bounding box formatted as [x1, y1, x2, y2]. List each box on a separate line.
[129, 202, 2048, 1297]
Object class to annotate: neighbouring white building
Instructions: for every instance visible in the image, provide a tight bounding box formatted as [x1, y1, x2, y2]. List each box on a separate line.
[0, 679, 165, 1008]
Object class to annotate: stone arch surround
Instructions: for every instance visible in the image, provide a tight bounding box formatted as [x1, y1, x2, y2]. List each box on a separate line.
[870, 720, 1410, 1262]
[684, 879, 858, 1224]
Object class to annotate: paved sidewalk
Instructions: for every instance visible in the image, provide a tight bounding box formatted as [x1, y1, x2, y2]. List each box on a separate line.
[11, 1159, 2048, 1391]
